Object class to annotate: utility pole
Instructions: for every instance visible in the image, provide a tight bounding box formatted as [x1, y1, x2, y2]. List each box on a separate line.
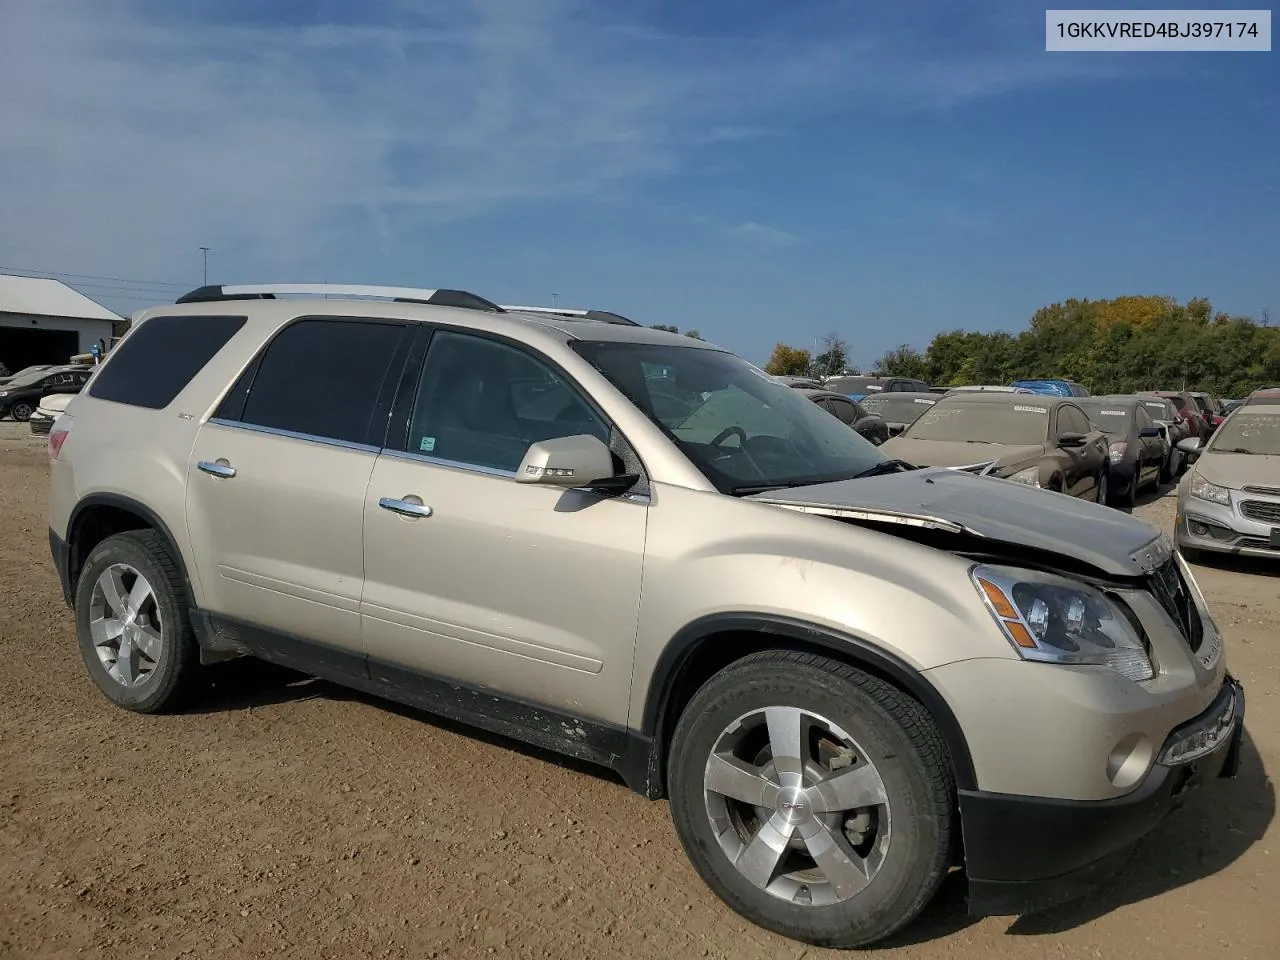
[199, 247, 210, 285]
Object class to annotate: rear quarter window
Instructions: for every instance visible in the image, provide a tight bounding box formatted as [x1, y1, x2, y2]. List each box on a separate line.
[88, 314, 247, 409]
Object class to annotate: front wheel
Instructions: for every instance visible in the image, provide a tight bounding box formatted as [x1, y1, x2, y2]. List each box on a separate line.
[1095, 470, 1109, 506]
[667, 651, 955, 948]
[9, 400, 34, 421]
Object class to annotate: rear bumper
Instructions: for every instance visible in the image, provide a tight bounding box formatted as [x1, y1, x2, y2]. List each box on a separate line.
[962, 677, 1245, 916]
[29, 413, 54, 436]
[49, 527, 73, 607]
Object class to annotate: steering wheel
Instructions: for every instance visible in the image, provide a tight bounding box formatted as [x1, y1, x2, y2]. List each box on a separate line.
[710, 426, 747, 447]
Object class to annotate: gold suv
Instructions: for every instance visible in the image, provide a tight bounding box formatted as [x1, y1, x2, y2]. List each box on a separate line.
[47, 283, 1244, 947]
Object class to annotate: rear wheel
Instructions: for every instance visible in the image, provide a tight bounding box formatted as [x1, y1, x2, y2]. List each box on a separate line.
[667, 651, 954, 948]
[74, 530, 200, 713]
[9, 400, 34, 421]
[1116, 469, 1140, 507]
[1095, 470, 1109, 506]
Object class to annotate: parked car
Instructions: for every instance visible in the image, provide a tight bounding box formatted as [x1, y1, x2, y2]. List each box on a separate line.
[1188, 392, 1226, 432]
[858, 391, 938, 437]
[1142, 391, 1211, 443]
[1009, 378, 1090, 397]
[1242, 387, 1280, 406]
[822, 375, 932, 400]
[0, 363, 54, 386]
[1223, 398, 1245, 415]
[1175, 403, 1280, 560]
[48, 282, 1244, 949]
[1076, 398, 1166, 507]
[945, 385, 1035, 395]
[881, 393, 1109, 501]
[773, 375, 824, 389]
[0, 364, 92, 421]
[795, 388, 889, 444]
[28, 393, 77, 437]
[1134, 394, 1192, 481]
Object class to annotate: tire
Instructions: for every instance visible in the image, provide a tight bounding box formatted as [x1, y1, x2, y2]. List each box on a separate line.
[74, 530, 200, 713]
[1095, 470, 1108, 506]
[9, 400, 34, 421]
[1114, 469, 1139, 508]
[1160, 451, 1176, 484]
[666, 651, 954, 949]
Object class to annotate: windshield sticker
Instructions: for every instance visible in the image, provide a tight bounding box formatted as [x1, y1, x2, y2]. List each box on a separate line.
[419, 436, 436, 452]
[913, 398, 935, 404]
[919, 408, 962, 425]
[1098, 409, 1126, 416]
[1013, 405, 1049, 414]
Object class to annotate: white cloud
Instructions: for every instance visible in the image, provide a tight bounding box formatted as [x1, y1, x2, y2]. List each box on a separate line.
[726, 221, 802, 249]
[0, 0, 1128, 291]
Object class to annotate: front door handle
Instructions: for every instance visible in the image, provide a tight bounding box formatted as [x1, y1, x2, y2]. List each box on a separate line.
[197, 460, 237, 479]
[379, 496, 433, 519]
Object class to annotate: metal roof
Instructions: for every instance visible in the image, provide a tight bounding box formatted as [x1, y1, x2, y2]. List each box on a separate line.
[0, 274, 122, 322]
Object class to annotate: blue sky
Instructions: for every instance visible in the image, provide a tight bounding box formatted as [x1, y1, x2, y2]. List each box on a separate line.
[0, 0, 1275, 367]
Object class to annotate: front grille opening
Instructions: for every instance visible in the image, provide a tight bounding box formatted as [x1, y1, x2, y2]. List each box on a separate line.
[1149, 559, 1204, 653]
[1241, 500, 1280, 524]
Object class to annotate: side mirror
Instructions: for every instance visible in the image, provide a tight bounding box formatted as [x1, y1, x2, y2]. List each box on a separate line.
[515, 434, 635, 492]
[1139, 426, 1161, 438]
[1177, 436, 1203, 455]
[1058, 432, 1087, 448]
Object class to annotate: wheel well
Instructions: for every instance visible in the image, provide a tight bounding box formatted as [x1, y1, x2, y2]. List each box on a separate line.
[67, 502, 192, 605]
[648, 627, 976, 796]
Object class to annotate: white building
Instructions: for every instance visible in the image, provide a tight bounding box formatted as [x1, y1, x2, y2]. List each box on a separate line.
[0, 274, 122, 370]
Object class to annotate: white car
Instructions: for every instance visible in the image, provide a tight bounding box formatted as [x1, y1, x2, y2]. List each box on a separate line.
[28, 393, 76, 437]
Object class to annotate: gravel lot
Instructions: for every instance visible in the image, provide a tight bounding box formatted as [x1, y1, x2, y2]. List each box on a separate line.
[1, 419, 1276, 959]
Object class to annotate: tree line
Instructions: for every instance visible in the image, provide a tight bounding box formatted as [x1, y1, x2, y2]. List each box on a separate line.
[762, 296, 1280, 397]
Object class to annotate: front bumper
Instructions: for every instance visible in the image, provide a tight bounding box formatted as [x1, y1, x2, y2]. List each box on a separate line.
[1177, 488, 1280, 559]
[962, 676, 1245, 916]
[28, 411, 55, 436]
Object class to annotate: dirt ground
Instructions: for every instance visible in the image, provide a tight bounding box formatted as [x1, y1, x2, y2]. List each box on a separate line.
[0, 420, 1276, 960]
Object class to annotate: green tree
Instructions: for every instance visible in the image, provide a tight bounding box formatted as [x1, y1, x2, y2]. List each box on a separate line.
[684, 329, 703, 340]
[812, 332, 850, 377]
[763, 343, 813, 376]
[651, 323, 680, 334]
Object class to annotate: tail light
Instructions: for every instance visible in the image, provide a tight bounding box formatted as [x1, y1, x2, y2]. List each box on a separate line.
[48, 415, 73, 459]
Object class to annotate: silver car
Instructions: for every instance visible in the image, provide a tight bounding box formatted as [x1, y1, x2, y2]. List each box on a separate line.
[1176, 403, 1280, 560]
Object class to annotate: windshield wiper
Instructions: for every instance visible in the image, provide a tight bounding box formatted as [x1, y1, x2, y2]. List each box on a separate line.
[850, 459, 918, 479]
[1221, 448, 1259, 455]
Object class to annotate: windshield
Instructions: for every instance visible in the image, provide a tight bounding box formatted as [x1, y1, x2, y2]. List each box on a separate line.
[823, 376, 883, 396]
[860, 394, 936, 422]
[5, 368, 53, 388]
[1208, 411, 1280, 455]
[1076, 402, 1132, 435]
[902, 400, 1050, 445]
[570, 341, 886, 494]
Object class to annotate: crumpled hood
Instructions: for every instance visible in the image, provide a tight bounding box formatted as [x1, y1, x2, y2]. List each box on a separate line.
[748, 467, 1168, 577]
[879, 437, 1044, 471]
[1196, 452, 1280, 490]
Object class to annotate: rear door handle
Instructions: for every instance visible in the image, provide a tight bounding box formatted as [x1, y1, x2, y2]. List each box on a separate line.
[379, 496, 433, 519]
[197, 460, 237, 479]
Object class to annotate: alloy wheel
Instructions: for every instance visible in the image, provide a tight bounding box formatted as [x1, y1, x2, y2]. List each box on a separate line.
[703, 705, 891, 907]
[88, 563, 164, 687]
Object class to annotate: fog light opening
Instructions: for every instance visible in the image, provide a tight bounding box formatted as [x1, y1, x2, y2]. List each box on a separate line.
[1106, 733, 1154, 790]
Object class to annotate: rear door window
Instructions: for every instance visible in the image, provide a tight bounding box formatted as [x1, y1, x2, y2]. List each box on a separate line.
[88, 314, 247, 409]
[225, 318, 408, 446]
[1057, 404, 1091, 437]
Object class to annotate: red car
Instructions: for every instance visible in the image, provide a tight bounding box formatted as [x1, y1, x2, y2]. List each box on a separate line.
[1141, 390, 1210, 441]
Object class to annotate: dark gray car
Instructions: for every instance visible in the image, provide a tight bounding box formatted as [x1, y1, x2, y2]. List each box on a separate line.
[796, 388, 889, 444]
[859, 391, 938, 437]
[1077, 397, 1165, 507]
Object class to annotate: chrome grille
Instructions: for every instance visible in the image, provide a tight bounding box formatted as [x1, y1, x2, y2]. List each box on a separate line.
[1243, 484, 1280, 496]
[1148, 559, 1204, 653]
[1241, 500, 1280, 524]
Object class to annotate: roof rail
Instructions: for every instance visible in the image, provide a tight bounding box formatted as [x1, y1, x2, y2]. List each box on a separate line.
[175, 283, 505, 313]
[500, 304, 640, 326]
